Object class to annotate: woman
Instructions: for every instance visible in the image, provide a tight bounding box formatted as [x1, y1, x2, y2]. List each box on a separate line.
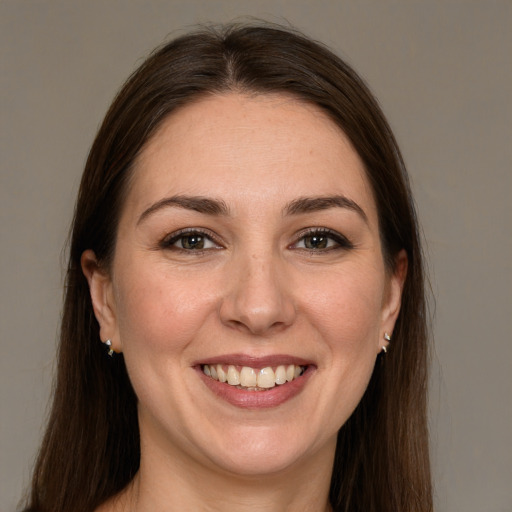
[23, 23, 432, 511]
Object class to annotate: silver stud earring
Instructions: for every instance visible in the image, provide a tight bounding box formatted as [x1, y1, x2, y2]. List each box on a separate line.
[104, 339, 114, 357]
[382, 332, 391, 353]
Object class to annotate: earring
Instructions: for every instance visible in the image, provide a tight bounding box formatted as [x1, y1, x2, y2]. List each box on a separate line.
[382, 332, 391, 353]
[103, 339, 114, 357]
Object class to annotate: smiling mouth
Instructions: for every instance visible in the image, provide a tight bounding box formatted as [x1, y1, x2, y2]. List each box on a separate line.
[202, 364, 306, 391]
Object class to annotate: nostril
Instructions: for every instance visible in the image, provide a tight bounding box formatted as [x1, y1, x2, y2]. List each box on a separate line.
[219, 265, 296, 334]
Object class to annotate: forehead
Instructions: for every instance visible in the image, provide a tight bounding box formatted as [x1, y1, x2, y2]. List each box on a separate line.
[128, 93, 377, 222]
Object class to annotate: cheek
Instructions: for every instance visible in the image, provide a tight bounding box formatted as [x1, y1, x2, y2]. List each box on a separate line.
[303, 265, 385, 359]
[111, 264, 222, 423]
[287, 265, 386, 434]
[113, 262, 219, 357]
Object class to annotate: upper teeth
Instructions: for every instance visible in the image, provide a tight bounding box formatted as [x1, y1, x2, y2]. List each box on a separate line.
[203, 364, 304, 389]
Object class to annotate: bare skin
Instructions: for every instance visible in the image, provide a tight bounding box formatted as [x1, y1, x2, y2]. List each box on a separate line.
[84, 93, 405, 512]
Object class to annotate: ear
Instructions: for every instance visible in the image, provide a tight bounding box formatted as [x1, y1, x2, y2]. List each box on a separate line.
[81, 250, 120, 353]
[379, 249, 408, 352]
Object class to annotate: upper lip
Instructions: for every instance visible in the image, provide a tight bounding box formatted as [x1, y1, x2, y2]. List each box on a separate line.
[194, 353, 314, 368]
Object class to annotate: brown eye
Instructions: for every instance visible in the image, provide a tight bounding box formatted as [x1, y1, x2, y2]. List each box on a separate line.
[180, 234, 206, 250]
[303, 234, 329, 249]
[293, 229, 354, 251]
[162, 230, 220, 251]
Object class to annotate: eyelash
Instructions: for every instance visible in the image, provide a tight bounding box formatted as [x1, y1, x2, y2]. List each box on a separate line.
[159, 228, 223, 253]
[291, 228, 354, 252]
[160, 227, 353, 254]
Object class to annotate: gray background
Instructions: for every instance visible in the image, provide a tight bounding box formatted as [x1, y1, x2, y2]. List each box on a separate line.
[1, 1, 511, 511]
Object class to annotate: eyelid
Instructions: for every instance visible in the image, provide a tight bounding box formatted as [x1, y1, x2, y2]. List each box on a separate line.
[160, 227, 224, 250]
[291, 227, 354, 251]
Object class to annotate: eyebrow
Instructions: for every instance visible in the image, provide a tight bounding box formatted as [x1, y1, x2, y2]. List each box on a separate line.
[137, 195, 230, 224]
[284, 195, 368, 223]
[137, 193, 367, 225]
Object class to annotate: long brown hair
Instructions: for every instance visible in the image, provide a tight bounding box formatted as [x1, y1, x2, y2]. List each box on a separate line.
[23, 23, 432, 512]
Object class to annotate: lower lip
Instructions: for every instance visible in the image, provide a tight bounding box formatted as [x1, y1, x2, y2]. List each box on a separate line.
[196, 366, 314, 409]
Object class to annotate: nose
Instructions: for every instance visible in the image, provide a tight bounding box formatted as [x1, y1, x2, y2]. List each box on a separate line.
[219, 251, 296, 336]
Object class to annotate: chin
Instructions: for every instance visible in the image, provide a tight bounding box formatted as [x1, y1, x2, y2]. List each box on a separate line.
[198, 422, 330, 478]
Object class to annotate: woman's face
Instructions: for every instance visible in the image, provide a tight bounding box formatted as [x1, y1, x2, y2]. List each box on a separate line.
[85, 93, 405, 477]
